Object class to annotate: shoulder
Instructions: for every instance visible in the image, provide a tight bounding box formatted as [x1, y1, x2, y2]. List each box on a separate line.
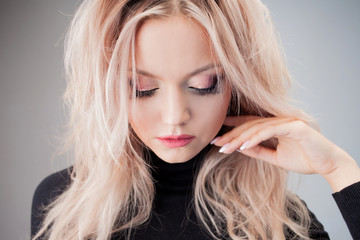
[32, 167, 73, 206]
[31, 167, 73, 237]
[286, 195, 330, 239]
[306, 203, 330, 239]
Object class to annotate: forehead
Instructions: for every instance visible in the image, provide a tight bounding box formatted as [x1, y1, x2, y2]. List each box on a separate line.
[134, 15, 216, 78]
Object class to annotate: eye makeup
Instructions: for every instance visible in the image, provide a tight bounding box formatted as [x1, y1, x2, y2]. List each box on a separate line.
[136, 88, 158, 98]
[129, 76, 158, 98]
[130, 70, 225, 98]
[188, 73, 223, 96]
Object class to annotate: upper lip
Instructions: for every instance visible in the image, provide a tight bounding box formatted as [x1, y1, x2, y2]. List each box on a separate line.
[156, 134, 195, 140]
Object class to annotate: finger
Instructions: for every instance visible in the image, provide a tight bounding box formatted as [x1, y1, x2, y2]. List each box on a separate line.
[215, 117, 273, 146]
[223, 115, 260, 127]
[242, 120, 306, 150]
[215, 117, 294, 151]
[237, 145, 278, 166]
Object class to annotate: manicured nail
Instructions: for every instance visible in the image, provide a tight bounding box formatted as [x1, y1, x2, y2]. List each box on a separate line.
[210, 137, 221, 145]
[239, 140, 250, 151]
[219, 143, 230, 153]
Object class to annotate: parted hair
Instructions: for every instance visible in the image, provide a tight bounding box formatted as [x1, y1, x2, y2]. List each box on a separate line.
[33, 0, 312, 239]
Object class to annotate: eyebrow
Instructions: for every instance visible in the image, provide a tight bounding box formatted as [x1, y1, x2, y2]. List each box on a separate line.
[133, 63, 220, 80]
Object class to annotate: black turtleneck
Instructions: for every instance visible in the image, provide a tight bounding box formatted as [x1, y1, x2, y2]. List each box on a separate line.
[122, 147, 213, 240]
[31, 146, 360, 239]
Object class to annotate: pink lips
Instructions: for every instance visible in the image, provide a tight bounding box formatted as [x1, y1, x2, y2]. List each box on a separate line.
[156, 135, 195, 148]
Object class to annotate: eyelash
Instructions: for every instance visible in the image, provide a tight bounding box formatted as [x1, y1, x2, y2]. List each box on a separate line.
[135, 74, 222, 98]
[135, 89, 158, 98]
[189, 75, 220, 95]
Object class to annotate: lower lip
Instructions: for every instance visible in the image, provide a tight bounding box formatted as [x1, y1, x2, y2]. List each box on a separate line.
[157, 137, 195, 148]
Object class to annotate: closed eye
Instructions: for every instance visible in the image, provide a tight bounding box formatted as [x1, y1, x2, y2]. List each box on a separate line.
[189, 85, 217, 95]
[136, 88, 158, 98]
[189, 75, 221, 95]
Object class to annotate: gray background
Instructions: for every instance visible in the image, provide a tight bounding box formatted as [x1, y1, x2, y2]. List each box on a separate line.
[0, 1, 359, 239]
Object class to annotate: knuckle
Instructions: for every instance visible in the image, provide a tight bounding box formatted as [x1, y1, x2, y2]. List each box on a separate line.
[293, 119, 306, 129]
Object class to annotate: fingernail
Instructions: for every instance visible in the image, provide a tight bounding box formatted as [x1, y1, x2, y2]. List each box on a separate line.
[219, 143, 230, 153]
[239, 140, 250, 151]
[210, 137, 221, 145]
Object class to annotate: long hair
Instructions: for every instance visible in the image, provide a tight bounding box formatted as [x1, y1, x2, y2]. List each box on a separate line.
[33, 0, 312, 239]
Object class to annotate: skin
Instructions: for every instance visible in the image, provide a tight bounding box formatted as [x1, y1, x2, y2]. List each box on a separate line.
[212, 116, 360, 192]
[129, 16, 231, 163]
[129, 15, 360, 192]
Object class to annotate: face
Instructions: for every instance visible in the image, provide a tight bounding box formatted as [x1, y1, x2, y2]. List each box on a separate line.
[129, 16, 231, 163]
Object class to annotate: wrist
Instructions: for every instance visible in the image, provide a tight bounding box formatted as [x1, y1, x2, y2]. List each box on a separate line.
[322, 147, 360, 192]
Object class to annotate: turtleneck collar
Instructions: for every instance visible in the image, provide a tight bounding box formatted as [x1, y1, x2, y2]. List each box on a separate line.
[149, 145, 211, 195]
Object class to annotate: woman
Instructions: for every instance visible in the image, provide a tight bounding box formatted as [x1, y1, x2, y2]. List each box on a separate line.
[31, 0, 360, 239]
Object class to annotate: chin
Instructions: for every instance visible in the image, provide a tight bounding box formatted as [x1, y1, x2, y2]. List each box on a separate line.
[153, 148, 200, 164]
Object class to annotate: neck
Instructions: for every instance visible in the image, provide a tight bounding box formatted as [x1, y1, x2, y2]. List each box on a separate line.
[148, 145, 211, 194]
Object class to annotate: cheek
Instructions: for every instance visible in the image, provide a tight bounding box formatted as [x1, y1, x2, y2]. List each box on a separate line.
[192, 93, 230, 134]
[129, 101, 158, 141]
[205, 87, 231, 118]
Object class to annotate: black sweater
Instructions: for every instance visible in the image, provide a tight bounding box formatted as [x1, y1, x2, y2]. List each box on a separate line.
[31, 150, 360, 239]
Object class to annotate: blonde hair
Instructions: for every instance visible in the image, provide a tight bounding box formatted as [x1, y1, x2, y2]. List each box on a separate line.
[33, 0, 312, 239]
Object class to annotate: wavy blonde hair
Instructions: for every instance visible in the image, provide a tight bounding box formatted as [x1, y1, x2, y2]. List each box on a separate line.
[33, 0, 312, 239]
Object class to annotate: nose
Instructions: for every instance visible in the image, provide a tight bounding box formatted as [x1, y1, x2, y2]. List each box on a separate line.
[161, 88, 191, 126]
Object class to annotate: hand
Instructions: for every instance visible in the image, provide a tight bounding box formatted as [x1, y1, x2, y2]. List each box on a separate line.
[212, 116, 360, 192]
